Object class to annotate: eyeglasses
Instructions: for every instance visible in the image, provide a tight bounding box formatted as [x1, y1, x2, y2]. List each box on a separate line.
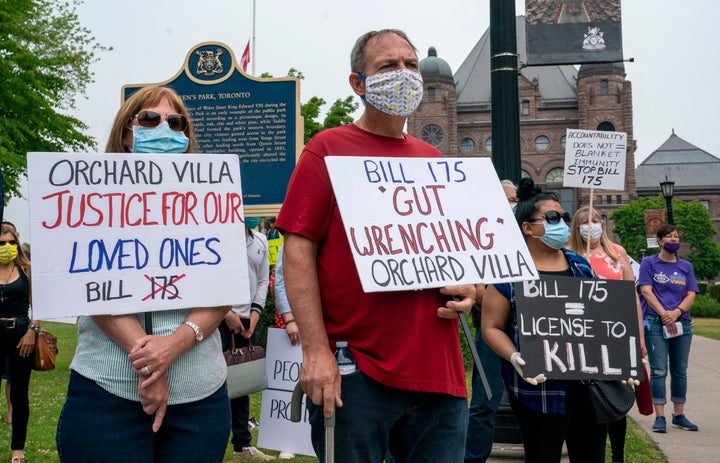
[530, 211, 571, 225]
[0, 240, 18, 246]
[130, 110, 188, 132]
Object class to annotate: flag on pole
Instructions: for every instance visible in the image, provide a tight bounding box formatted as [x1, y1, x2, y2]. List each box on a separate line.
[240, 40, 251, 72]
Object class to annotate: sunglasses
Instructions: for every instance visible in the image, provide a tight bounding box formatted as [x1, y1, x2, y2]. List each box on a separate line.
[531, 211, 571, 225]
[0, 240, 18, 246]
[130, 110, 188, 132]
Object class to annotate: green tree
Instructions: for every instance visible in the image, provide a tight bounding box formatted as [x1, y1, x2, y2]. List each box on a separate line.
[0, 0, 109, 201]
[260, 69, 359, 143]
[611, 195, 720, 280]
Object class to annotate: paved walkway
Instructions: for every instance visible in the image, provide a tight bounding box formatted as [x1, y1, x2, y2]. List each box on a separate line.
[488, 335, 720, 462]
[628, 334, 720, 463]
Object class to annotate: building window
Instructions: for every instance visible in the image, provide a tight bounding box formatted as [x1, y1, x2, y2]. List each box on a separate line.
[485, 137, 493, 152]
[460, 137, 476, 153]
[535, 135, 550, 151]
[522, 100, 530, 115]
[699, 200, 710, 209]
[616, 195, 622, 204]
[521, 170, 531, 179]
[600, 80, 608, 94]
[597, 121, 615, 131]
[428, 87, 436, 102]
[545, 167, 563, 184]
[606, 195, 612, 204]
[421, 124, 444, 147]
[597, 195, 603, 204]
[560, 135, 567, 150]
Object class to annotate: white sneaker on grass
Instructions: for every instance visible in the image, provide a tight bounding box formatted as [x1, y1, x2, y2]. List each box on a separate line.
[233, 446, 276, 460]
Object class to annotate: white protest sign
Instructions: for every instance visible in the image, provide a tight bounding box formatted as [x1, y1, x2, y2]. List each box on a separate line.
[563, 129, 627, 190]
[325, 156, 537, 292]
[258, 328, 314, 457]
[27, 152, 250, 318]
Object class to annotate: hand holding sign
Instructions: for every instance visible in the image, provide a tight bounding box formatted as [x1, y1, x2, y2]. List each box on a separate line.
[510, 352, 547, 386]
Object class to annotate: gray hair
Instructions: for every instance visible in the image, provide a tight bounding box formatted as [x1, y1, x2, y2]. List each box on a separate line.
[350, 29, 417, 74]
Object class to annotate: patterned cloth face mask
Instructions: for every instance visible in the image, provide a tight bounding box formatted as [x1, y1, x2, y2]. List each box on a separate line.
[0, 243, 18, 265]
[358, 69, 424, 117]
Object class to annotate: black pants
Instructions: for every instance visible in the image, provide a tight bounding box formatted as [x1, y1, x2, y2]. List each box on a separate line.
[0, 319, 33, 450]
[218, 319, 254, 451]
[608, 416, 627, 462]
[508, 382, 607, 463]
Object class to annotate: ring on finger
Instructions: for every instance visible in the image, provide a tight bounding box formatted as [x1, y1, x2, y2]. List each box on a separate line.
[144, 366, 151, 375]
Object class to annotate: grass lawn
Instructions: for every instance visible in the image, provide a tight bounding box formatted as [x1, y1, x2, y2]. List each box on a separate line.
[4, 319, 713, 462]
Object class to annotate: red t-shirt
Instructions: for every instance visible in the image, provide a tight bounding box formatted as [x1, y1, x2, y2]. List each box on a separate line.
[276, 124, 466, 397]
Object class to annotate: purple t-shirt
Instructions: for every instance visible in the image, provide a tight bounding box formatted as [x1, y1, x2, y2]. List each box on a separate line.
[637, 254, 699, 320]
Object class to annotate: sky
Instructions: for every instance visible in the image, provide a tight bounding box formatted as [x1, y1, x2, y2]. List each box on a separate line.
[5, 0, 719, 239]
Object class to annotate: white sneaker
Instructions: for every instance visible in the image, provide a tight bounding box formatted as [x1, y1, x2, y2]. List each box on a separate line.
[248, 416, 261, 430]
[234, 446, 276, 460]
[278, 451, 295, 460]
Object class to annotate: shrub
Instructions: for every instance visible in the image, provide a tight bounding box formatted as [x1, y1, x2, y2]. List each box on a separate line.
[707, 284, 720, 303]
[691, 294, 720, 318]
[697, 282, 708, 295]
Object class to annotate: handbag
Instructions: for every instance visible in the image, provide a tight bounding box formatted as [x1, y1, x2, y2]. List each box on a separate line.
[635, 363, 654, 415]
[33, 329, 58, 371]
[585, 380, 636, 423]
[224, 336, 268, 399]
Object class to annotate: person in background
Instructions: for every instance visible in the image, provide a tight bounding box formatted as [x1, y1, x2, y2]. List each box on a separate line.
[0, 223, 35, 463]
[274, 244, 299, 347]
[270, 243, 297, 460]
[218, 216, 274, 460]
[276, 29, 475, 462]
[638, 223, 699, 433]
[0, 221, 30, 428]
[56, 86, 231, 462]
[567, 206, 647, 463]
[464, 180, 517, 463]
[482, 177, 608, 463]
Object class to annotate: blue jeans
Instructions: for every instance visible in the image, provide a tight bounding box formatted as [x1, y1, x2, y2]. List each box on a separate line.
[465, 329, 504, 463]
[644, 315, 693, 405]
[307, 370, 468, 463]
[56, 371, 231, 462]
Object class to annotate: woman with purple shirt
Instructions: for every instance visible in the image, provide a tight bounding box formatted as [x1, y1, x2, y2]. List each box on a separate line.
[638, 223, 699, 434]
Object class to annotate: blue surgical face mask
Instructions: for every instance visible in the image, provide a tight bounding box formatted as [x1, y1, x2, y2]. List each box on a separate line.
[538, 220, 571, 250]
[244, 217, 260, 229]
[132, 122, 189, 153]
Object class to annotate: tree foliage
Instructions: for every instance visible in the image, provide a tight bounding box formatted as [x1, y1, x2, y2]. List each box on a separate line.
[260, 69, 359, 143]
[0, 0, 109, 201]
[611, 195, 720, 280]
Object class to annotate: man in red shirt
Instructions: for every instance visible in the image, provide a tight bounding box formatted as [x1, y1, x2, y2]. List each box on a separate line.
[276, 29, 475, 462]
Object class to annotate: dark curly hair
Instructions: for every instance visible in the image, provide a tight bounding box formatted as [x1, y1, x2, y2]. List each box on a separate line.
[514, 177, 561, 226]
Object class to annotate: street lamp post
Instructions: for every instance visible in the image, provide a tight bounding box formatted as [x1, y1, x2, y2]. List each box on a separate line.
[660, 179, 675, 225]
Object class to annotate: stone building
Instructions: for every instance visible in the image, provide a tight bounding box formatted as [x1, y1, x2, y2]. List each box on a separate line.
[408, 16, 637, 235]
[636, 130, 720, 245]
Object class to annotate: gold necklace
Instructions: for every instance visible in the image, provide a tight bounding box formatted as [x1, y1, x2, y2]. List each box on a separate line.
[0, 263, 16, 304]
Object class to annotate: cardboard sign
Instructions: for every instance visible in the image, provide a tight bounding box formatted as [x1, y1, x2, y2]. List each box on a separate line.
[516, 275, 642, 380]
[27, 152, 250, 318]
[563, 129, 627, 190]
[325, 156, 537, 292]
[258, 328, 313, 457]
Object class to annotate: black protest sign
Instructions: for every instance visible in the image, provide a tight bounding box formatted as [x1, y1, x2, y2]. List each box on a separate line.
[516, 275, 641, 381]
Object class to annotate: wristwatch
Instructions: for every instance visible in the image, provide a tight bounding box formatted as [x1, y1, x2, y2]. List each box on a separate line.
[28, 322, 40, 334]
[183, 321, 203, 344]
